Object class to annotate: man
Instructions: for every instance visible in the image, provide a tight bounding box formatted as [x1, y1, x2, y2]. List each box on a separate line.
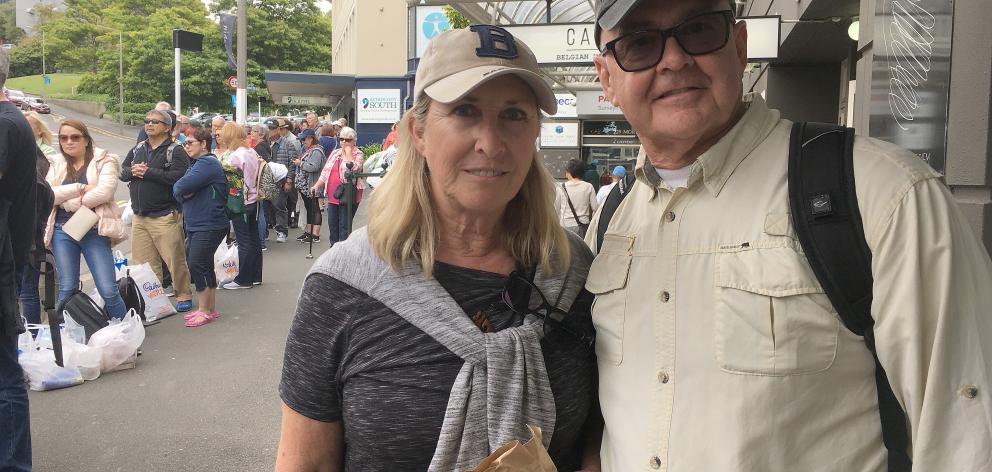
[0, 46, 34, 472]
[587, 1, 992, 471]
[596, 165, 626, 204]
[583, 159, 602, 191]
[120, 109, 194, 313]
[174, 114, 191, 143]
[266, 118, 299, 242]
[210, 115, 226, 151]
[136, 101, 172, 143]
[304, 111, 320, 132]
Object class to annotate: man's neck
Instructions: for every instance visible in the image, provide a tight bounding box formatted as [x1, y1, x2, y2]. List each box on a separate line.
[642, 102, 747, 170]
[147, 134, 168, 148]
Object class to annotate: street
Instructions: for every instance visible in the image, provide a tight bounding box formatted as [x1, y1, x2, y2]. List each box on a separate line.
[28, 105, 314, 471]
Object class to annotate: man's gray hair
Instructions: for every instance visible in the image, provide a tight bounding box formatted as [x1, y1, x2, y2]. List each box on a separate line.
[155, 101, 171, 111]
[0, 48, 9, 89]
[147, 109, 173, 127]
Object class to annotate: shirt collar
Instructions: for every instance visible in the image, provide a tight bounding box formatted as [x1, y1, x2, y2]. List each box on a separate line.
[634, 96, 780, 198]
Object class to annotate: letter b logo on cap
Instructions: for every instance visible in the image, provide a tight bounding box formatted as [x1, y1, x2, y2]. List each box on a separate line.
[470, 25, 518, 59]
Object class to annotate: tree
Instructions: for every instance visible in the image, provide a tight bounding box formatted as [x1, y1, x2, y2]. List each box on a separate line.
[443, 5, 472, 29]
[210, 0, 332, 74]
[0, 2, 25, 44]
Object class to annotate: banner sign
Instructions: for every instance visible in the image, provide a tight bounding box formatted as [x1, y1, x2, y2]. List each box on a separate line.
[540, 122, 580, 148]
[415, 6, 452, 58]
[357, 89, 402, 124]
[173, 29, 203, 52]
[869, 0, 954, 173]
[739, 16, 780, 60]
[576, 90, 623, 117]
[281, 96, 334, 106]
[219, 13, 237, 70]
[503, 23, 599, 66]
[549, 93, 578, 118]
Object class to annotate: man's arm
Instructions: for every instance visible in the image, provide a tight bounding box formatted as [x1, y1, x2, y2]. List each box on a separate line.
[143, 146, 190, 186]
[870, 177, 992, 469]
[119, 148, 136, 181]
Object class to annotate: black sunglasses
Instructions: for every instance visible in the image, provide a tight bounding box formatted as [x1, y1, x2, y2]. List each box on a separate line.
[602, 10, 735, 72]
[144, 119, 166, 125]
[500, 270, 595, 349]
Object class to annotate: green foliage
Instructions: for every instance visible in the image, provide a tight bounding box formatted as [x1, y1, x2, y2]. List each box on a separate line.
[360, 143, 382, 157]
[0, 2, 25, 44]
[3, 73, 83, 95]
[443, 5, 471, 29]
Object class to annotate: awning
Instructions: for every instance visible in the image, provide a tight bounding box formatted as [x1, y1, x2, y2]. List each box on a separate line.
[264, 70, 356, 108]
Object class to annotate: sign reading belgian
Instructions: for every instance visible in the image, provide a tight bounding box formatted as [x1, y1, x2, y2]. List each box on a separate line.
[357, 89, 402, 124]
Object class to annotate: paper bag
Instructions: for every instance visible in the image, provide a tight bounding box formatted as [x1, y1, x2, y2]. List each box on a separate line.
[62, 205, 99, 241]
[469, 425, 557, 472]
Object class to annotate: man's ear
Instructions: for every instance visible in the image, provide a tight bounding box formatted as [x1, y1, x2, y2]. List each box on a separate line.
[734, 20, 748, 69]
[407, 113, 427, 156]
[594, 54, 619, 107]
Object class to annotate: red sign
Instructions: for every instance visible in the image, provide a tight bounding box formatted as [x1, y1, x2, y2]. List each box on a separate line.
[226, 76, 237, 90]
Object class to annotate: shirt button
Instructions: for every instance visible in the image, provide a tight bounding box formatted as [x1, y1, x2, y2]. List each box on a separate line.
[658, 371, 670, 384]
[650, 456, 662, 469]
[660, 291, 671, 303]
[666, 211, 676, 222]
[962, 385, 979, 399]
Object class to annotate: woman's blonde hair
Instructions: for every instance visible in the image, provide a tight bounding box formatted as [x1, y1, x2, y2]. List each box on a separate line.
[219, 122, 247, 150]
[368, 95, 570, 277]
[24, 111, 52, 145]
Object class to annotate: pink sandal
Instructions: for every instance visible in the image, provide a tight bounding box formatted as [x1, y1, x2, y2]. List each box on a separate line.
[185, 311, 214, 328]
[185, 310, 221, 321]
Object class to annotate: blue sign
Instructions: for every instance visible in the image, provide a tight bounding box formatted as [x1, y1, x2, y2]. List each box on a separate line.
[247, 85, 257, 91]
[231, 95, 237, 108]
[43, 75, 51, 85]
[422, 11, 450, 40]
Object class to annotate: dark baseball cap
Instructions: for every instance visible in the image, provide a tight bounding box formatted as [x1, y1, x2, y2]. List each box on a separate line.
[263, 118, 279, 128]
[596, 0, 644, 31]
[297, 128, 316, 141]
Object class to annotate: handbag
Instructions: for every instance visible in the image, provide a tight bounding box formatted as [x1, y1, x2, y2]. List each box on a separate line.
[62, 205, 99, 241]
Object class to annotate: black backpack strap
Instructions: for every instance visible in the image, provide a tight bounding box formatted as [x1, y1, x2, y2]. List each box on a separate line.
[788, 121, 912, 471]
[50, 290, 72, 368]
[595, 172, 635, 253]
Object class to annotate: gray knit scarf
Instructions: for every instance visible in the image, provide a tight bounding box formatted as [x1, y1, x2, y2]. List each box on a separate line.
[309, 227, 591, 471]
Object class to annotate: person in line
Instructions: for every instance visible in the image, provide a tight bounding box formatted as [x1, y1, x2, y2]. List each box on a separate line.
[135, 101, 171, 143]
[583, 159, 601, 191]
[318, 122, 338, 157]
[210, 115, 226, 152]
[217, 123, 263, 290]
[173, 128, 229, 327]
[304, 112, 320, 133]
[556, 159, 598, 238]
[16, 144, 54, 328]
[277, 26, 600, 471]
[46, 120, 129, 319]
[252, 124, 271, 162]
[596, 165, 626, 204]
[381, 120, 399, 150]
[268, 118, 300, 241]
[23, 111, 58, 158]
[175, 114, 191, 144]
[292, 128, 326, 243]
[587, 0, 992, 470]
[311, 126, 362, 246]
[120, 109, 194, 312]
[1, 47, 37, 470]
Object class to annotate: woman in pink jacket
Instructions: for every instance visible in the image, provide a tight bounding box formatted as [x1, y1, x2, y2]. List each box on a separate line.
[45, 120, 129, 319]
[310, 126, 364, 246]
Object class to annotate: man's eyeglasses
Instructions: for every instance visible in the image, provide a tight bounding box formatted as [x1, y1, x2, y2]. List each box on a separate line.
[58, 134, 85, 143]
[500, 271, 595, 349]
[144, 119, 166, 125]
[602, 10, 735, 72]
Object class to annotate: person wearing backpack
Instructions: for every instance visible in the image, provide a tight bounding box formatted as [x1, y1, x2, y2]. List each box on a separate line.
[173, 128, 229, 327]
[585, 1, 992, 471]
[217, 123, 262, 290]
[120, 109, 194, 312]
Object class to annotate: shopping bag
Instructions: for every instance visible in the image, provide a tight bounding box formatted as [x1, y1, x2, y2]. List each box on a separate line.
[120, 200, 133, 226]
[469, 425, 558, 472]
[61, 332, 103, 381]
[87, 310, 145, 372]
[113, 250, 128, 272]
[214, 241, 239, 284]
[18, 348, 84, 392]
[127, 262, 177, 321]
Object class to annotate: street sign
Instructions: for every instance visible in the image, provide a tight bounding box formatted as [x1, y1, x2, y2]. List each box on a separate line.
[226, 76, 237, 90]
[280, 95, 333, 106]
[231, 94, 237, 108]
[247, 85, 257, 91]
[43, 75, 52, 86]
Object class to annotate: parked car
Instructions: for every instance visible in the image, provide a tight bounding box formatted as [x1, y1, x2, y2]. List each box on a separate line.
[21, 97, 51, 114]
[4, 89, 25, 107]
[190, 112, 218, 125]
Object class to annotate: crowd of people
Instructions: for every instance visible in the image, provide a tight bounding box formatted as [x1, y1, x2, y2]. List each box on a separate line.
[5, 0, 992, 469]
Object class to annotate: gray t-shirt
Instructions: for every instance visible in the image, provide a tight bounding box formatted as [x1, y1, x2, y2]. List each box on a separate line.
[279, 263, 598, 471]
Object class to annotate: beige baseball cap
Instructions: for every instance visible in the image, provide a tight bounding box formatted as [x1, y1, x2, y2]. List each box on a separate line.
[414, 25, 557, 115]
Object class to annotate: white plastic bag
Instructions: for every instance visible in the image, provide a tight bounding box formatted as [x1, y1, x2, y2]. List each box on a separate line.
[214, 241, 239, 284]
[87, 310, 145, 372]
[61, 333, 103, 381]
[120, 201, 133, 226]
[18, 348, 84, 391]
[127, 262, 177, 321]
[62, 313, 87, 344]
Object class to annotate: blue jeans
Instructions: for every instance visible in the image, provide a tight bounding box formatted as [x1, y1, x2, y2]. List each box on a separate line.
[231, 203, 262, 285]
[257, 208, 268, 243]
[0, 335, 31, 471]
[52, 225, 128, 320]
[16, 262, 41, 325]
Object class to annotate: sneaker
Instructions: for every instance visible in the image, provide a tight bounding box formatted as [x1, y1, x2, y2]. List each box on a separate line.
[252, 281, 262, 286]
[310, 235, 321, 243]
[276, 232, 288, 243]
[220, 280, 253, 290]
[176, 300, 194, 312]
[261, 245, 268, 251]
[296, 233, 309, 242]
[163, 285, 175, 297]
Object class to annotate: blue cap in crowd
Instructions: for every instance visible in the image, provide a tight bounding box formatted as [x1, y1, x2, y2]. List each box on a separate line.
[612, 165, 626, 177]
[298, 128, 317, 141]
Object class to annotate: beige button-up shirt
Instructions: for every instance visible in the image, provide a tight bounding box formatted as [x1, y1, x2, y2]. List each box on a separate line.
[585, 98, 992, 471]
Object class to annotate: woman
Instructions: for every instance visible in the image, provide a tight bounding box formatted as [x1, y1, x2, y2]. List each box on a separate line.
[556, 159, 599, 238]
[277, 27, 599, 471]
[16, 147, 54, 326]
[172, 128, 229, 327]
[381, 120, 399, 150]
[310, 126, 363, 246]
[217, 123, 263, 290]
[45, 120, 129, 319]
[292, 128, 326, 243]
[24, 111, 58, 158]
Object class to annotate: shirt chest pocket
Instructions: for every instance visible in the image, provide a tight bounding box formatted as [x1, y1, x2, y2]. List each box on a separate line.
[585, 234, 634, 366]
[714, 244, 839, 376]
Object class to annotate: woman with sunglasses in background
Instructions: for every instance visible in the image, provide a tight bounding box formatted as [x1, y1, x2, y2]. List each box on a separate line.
[309, 126, 363, 246]
[172, 128, 228, 327]
[277, 27, 600, 472]
[44, 120, 129, 319]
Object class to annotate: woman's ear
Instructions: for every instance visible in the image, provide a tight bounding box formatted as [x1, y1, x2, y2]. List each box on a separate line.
[408, 114, 427, 156]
